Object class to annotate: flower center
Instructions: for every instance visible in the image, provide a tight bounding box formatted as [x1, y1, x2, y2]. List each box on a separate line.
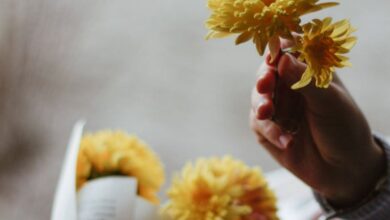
[306, 36, 337, 67]
[192, 188, 212, 205]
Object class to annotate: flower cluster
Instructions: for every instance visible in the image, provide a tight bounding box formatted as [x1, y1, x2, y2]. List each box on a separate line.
[291, 18, 357, 89]
[162, 156, 278, 220]
[76, 130, 165, 204]
[206, 0, 356, 89]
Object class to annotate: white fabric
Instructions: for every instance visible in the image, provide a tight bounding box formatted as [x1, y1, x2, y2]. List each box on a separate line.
[267, 169, 322, 220]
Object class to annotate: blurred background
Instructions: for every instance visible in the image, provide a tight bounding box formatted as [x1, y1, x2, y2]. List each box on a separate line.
[0, 0, 389, 219]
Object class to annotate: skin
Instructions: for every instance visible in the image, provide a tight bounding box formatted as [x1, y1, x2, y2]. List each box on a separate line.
[250, 40, 386, 207]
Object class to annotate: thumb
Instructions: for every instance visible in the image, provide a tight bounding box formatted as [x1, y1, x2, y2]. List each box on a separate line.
[277, 53, 307, 87]
[277, 53, 345, 114]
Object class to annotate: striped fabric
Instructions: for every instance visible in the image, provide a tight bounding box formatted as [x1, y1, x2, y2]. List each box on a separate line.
[315, 134, 390, 220]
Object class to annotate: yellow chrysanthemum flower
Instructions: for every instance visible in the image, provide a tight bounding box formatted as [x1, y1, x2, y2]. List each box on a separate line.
[76, 130, 165, 204]
[162, 156, 278, 220]
[206, 0, 338, 60]
[291, 17, 357, 89]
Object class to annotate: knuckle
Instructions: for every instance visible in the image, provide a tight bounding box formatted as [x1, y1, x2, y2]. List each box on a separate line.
[257, 135, 269, 145]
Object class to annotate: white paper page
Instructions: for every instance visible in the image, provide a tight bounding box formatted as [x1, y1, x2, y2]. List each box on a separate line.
[51, 121, 86, 220]
[78, 177, 158, 220]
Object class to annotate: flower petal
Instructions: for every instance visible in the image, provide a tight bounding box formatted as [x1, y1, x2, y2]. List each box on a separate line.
[235, 31, 254, 45]
[206, 31, 232, 40]
[343, 37, 357, 49]
[268, 36, 281, 62]
[254, 34, 267, 56]
[292, 67, 313, 90]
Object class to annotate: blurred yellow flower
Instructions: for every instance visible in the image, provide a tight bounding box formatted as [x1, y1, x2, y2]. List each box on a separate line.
[162, 156, 278, 220]
[206, 0, 338, 60]
[76, 130, 165, 204]
[291, 17, 357, 89]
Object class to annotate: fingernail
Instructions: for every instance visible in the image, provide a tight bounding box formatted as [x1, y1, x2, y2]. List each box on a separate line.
[278, 134, 293, 149]
[266, 50, 282, 66]
[266, 54, 273, 65]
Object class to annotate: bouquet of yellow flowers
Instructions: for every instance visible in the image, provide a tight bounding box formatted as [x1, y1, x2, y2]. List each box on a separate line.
[206, 0, 356, 89]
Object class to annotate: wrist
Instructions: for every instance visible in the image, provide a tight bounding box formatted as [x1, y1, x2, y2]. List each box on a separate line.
[315, 134, 390, 219]
[324, 139, 387, 208]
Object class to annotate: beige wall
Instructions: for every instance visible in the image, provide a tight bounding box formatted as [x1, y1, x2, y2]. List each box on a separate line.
[0, 0, 389, 219]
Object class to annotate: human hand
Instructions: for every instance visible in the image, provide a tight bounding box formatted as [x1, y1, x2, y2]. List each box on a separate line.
[250, 41, 386, 207]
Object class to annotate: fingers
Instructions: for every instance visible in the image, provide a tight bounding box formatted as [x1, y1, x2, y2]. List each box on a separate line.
[252, 56, 299, 153]
[277, 53, 308, 88]
[252, 59, 294, 150]
[256, 67, 276, 94]
[250, 111, 283, 160]
[257, 98, 274, 120]
[254, 61, 276, 119]
[251, 88, 274, 120]
[250, 110, 293, 150]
